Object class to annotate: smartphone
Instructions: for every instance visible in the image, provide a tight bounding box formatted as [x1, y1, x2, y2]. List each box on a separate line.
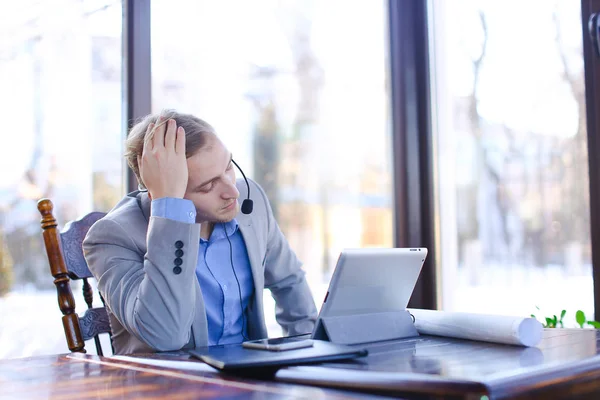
[242, 337, 314, 352]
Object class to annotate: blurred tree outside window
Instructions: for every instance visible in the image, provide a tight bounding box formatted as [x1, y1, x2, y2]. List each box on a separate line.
[430, 0, 593, 322]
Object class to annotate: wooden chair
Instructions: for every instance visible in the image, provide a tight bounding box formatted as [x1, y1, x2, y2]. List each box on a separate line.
[37, 198, 111, 355]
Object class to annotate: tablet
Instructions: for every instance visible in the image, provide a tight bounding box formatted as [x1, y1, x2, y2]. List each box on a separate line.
[312, 247, 427, 339]
[242, 337, 314, 351]
[189, 340, 367, 371]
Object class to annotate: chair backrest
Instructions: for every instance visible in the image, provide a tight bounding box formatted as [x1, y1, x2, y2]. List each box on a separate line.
[37, 198, 111, 355]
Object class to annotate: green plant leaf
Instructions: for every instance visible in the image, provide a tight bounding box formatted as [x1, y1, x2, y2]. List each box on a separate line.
[558, 310, 567, 328]
[587, 321, 600, 329]
[576, 310, 586, 327]
[530, 314, 537, 319]
[545, 317, 554, 328]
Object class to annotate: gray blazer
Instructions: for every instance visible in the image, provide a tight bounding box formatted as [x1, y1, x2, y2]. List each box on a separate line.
[83, 179, 317, 354]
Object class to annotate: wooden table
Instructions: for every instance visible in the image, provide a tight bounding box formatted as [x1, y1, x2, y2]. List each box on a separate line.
[2, 329, 600, 399]
[0, 353, 387, 399]
[276, 329, 600, 399]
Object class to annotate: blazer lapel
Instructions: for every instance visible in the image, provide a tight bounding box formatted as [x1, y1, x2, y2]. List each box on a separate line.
[237, 213, 267, 338]
[139, 191, 152, 222]
[234, 179, 263, 290]
[236, 213, 263, 289]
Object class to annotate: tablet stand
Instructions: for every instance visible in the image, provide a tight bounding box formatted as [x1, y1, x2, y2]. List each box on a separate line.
[312, 310, 418, 345]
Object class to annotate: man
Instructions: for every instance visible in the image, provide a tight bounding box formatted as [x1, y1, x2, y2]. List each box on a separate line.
[83, 111, 317, 354]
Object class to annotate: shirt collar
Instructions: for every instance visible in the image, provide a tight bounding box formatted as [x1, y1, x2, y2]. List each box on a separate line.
[202, 218, 239, 243]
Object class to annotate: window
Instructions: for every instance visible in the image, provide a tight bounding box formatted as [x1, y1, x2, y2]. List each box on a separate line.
[0, 0, 123, 358]
[151, 0, 392, 335]
[429, 0, 592, 322]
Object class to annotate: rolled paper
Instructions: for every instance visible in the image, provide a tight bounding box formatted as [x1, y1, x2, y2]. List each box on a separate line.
[407, 308, 544, 347]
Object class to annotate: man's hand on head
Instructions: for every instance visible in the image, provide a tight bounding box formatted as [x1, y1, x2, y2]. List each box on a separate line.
[139, 117, 188, 199]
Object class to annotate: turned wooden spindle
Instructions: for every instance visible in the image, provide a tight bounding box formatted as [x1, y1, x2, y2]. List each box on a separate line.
[82, 279, 94, 309]
[37, 198, 86, 353]
[82, 278, 103, 355]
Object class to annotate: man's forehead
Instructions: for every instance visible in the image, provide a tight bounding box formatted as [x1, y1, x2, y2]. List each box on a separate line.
[187, 140, 231, 182]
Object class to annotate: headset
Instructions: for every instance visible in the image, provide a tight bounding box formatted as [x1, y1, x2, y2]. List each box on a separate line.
[225, 160, 251, 341]
[231, 159, 253, 215]
[224, 223, 249, 341]
[206, 160, 252, 342]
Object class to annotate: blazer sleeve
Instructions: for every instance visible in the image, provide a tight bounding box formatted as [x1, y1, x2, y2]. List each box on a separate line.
[83, 216, 201, 351]
[257, 183, 318, 335]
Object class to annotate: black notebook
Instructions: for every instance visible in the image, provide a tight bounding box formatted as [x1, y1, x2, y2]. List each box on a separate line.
[188, 339, 367, 371]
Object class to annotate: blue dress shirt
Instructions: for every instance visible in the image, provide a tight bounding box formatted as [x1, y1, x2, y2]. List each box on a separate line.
[151, 197, 254, 345]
